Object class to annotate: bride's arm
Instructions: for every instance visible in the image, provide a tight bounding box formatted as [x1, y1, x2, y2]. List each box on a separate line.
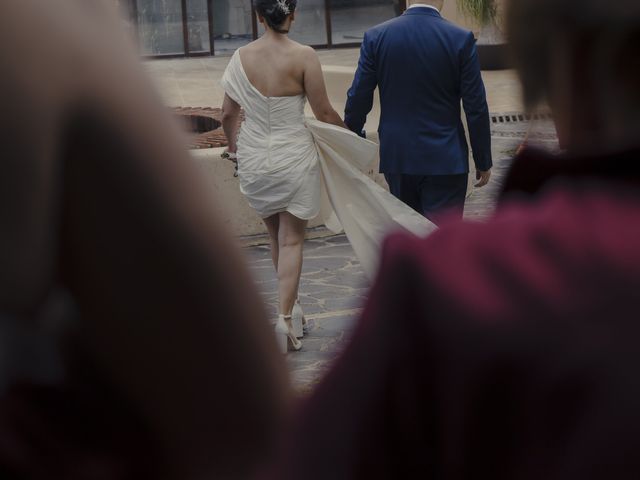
[303, 47, 348, 129]
[221, 94, 241, 153]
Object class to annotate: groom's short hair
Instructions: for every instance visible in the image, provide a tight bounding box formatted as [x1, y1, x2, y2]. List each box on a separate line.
[507, 0, 640, 111]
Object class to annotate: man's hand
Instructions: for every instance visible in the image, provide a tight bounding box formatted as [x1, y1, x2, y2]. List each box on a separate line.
[475, 169, 491, 188]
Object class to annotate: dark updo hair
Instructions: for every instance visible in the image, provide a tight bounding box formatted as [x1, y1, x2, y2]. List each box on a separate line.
[255, 0, 297, 34]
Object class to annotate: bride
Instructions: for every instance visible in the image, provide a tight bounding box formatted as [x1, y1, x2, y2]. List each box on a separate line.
[221, 0, 434, 353]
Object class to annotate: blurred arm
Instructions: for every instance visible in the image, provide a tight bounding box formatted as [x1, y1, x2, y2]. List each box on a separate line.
[59, 56, 290, 480]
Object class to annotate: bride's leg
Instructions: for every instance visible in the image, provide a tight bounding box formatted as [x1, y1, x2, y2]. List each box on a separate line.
[277, 212, 307, 316]
[263, 214, 280, 271]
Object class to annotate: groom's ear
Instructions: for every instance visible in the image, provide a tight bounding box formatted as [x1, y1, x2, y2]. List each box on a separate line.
[290, 11, 296, 22]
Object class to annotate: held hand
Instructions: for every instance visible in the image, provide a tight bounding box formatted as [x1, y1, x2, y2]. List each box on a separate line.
[475, 169, 491, 188]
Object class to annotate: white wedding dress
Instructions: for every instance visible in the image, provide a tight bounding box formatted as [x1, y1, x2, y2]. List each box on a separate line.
[221, 50, 436, 279]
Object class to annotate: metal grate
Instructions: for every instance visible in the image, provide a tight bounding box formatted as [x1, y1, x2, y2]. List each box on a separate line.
[490, 111, 553, 124]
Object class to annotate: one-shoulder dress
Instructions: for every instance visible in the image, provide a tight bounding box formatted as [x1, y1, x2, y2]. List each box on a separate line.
[221, 49, 321, 220]
[221, 49, 436, 279]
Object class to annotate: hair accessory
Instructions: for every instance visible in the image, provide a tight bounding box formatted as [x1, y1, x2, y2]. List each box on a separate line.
[275, 0, 291, 15]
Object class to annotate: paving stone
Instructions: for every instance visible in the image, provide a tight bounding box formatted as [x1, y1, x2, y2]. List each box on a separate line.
[293, 338, 341, 353]
[300, 271, 338, 281]
[305, 244, 358, 257]
[322, 272, 368, 289]
[293, 302, 325, 316]
[241, 246, 272, 261]
[323, 296, 367, 312]
[303, 285, 356, 297]
[248, 266, 277, 282]
[302, 257, 351, 273]
[256, 279, 279, 295]
[316, 314, 359, 333]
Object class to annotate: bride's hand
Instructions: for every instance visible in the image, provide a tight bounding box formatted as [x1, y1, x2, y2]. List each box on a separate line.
[221, 149, 238, 162]
[221, 149, 239, 177]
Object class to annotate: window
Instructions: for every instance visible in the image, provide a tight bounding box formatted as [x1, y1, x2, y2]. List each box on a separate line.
[213, 0, 254, 56]
[126, 0, 406, 58]
[137, 0, 185, 55]
[187, 0, 211, 53]
[330, 0, 400, 45]
[289, 0, 327, 46]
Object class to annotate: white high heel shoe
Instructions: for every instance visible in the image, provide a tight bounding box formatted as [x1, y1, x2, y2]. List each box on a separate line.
[292, 299, 308, 337]
[275, 314, 302, 354]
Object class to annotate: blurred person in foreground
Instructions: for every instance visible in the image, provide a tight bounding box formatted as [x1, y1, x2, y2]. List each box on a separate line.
[0, 1, 288, 479]
[277, 0, 640, 478]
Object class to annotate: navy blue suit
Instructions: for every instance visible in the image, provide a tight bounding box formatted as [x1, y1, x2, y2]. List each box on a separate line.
[345, 6, 492, 222]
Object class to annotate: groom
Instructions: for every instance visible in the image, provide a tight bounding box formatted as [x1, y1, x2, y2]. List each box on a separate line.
[345, 0, 492, 224]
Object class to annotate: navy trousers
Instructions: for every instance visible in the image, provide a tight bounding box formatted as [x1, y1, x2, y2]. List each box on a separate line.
[384, 173, 468, 225]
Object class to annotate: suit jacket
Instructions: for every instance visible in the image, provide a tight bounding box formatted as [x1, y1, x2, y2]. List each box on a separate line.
[345, 7, 492, 175]
[278, 147, 640, 479]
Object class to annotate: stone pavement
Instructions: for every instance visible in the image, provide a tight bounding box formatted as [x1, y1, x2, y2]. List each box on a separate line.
[242, 235, 367, 392]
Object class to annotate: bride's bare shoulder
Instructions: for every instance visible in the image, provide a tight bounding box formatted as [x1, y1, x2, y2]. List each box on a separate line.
[290, 41, 316, 56]
[287, 42, 317, 65]
[237, 41, 259, 55]
[238, 37, 272, 53]
[236, 41, 266, 63]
